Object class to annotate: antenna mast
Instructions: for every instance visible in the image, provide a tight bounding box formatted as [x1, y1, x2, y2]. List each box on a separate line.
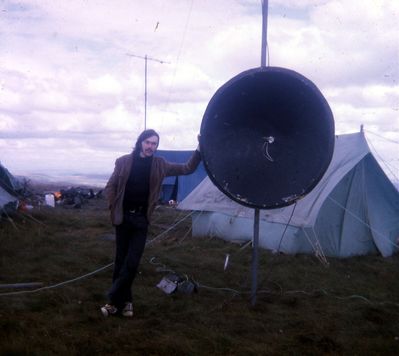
[261, 0, 269, 67]
[126, 53, 169, 129]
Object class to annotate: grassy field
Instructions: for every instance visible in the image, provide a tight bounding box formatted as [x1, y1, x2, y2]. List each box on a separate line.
[1, 197, 399, 355]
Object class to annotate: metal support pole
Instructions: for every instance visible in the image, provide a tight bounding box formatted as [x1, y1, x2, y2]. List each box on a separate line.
[251, 208, 260, 306]
[261, 0, 269, 67]
[250, 0, 269, 308]
[144, 55, 148, 130]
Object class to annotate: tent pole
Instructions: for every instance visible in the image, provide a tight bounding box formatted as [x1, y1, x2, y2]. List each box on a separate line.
[251, 208, 260, 305]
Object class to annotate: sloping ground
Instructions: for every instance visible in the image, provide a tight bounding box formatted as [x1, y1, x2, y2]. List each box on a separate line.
[1, 199, 398, 355]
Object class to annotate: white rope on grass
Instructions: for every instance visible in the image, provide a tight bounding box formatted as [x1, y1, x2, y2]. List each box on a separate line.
[196, 283, 399, 308]
[239, 240, 252, 251]
[194, 282, 241, 295]
[146, 210, 195, 246]
[0, 209, 195, 297]
[300, 227, 329, 267]
[0, 263, 114, 297]
[179, 209, 205, 244]
[195, 283, 394, 306]
[2, 208, 19, 230]
[18, 210, 47, 226]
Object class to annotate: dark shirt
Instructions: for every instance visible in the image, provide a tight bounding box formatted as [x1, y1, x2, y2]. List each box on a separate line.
[105, 150, 201, 225]
[123, 155, 153, 211]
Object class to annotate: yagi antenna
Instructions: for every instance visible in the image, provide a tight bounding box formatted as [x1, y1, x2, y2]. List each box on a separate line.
[126, 53, 170, 130]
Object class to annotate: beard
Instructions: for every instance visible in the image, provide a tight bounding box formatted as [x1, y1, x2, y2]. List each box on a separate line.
[143, 148, 154, 156]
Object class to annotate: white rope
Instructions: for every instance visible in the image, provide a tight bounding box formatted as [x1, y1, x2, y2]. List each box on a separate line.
[191, 281, 399, 308]
[0, 263, 114, 297]
[18, 210, 46, 226]
[0, 209, 195, 297]
[301, 227, 329, 266]
[327, 196, 399, 249]
[146, 210, 195, 246]
[367, 137, 399, 182]
[2, 208, 19, 230]
[196, 283, 241, 294]
[312, 229, 329, 266]
[179, 209, 204, 243]
[148, 252, 399, 308]
[275, 202, 297, 253]
[162, 0, 194, 113]
[365, 129, 399, 145]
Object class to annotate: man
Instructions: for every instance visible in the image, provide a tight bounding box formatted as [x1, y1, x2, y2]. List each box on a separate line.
[101, 129, 201, 317]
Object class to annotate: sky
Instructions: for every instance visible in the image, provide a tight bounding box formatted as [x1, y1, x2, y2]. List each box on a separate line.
[0, 0, 398, 183]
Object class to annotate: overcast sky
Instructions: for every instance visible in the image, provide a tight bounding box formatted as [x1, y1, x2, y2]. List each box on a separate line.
[0, 0, 398, 182]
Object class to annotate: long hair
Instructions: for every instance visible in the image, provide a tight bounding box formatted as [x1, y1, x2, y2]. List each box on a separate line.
[133, 129, 160, 157]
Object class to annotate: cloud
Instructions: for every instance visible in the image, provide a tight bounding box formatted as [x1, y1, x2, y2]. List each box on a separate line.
[87, 74, 123, 95]
[0, 0, 397, 180]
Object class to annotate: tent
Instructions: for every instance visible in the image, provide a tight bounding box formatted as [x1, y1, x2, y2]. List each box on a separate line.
[0, 185, 18, 215]
[0, 163, 20, 215]
[155, 150, 207, 203]
[178, 132, 399, 258]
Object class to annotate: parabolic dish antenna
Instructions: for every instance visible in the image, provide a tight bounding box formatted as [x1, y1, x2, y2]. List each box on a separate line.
[200, 66, 335, 209]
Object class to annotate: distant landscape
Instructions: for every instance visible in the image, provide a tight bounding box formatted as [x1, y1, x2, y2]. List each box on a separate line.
[18, 171, 399, 192]
[18, 172, 110, 189]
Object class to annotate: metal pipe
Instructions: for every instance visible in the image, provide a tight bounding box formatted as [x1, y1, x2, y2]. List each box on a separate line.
[251, 208, 260, 305]
[144, 54, 148, 129]
[261, 0, 269, 67]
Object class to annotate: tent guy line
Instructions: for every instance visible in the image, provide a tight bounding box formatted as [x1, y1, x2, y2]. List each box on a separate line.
[162, 0, 194, 115]
[365, 129, 399, 145]
[366, 137, 398, 182]
[0, 209, 194, 297]
[2, 205, 398, 308]
[146, 210, 195, 246]
[301, 228, 329, 266]
[0, 263, 114, 297]
[0, 203, 329, 298]
[327, 196, 399, 249]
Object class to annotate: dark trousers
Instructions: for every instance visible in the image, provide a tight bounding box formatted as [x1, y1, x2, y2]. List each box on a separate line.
[108, 211, 148, 308]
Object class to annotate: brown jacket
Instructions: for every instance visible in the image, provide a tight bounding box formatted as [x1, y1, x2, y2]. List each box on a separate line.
[105, 150, 201, 225]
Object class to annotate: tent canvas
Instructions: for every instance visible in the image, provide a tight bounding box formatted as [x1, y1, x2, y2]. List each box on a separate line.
[0, 185, 18, 213]
[178, 132, 399, 258]
[0, 163, 20, 214]
[155, 150, 207, 203]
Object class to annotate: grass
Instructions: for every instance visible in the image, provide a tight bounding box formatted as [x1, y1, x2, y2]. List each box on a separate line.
[1, 198, 399, 355]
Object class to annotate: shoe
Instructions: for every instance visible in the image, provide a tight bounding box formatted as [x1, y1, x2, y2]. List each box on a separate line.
[122, 302, 133, 317]
[101, 303, 118, 317]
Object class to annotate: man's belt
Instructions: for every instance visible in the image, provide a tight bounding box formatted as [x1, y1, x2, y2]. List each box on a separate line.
[127, 206, 146, 214]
